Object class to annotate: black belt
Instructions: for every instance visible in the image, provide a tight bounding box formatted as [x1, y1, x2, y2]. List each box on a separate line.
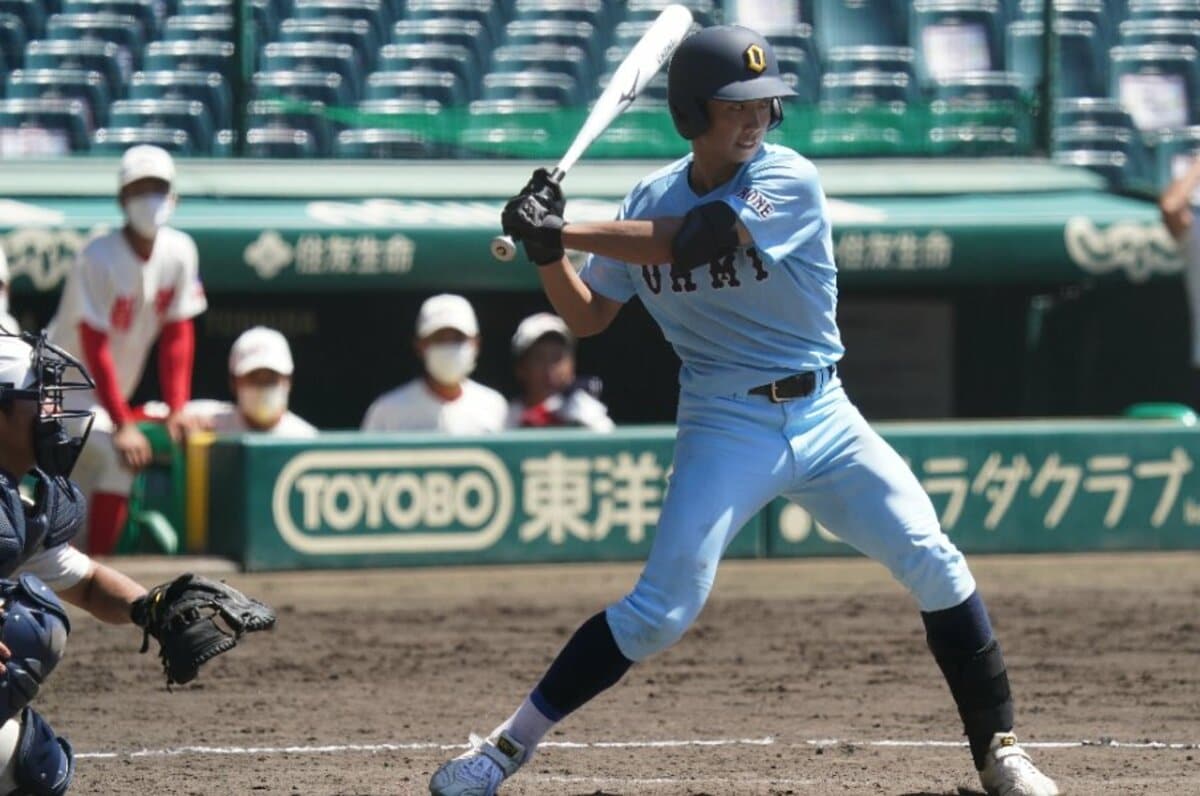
[749, 365, 835, 403]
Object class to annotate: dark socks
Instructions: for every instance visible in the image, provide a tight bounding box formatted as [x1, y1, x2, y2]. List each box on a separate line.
[531, 611, 634, 721]
[922, 592, 1014, 770]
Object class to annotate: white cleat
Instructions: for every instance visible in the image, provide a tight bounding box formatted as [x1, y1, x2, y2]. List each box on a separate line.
[429, 731, 527, 796]
[979, 732, 1062, 796]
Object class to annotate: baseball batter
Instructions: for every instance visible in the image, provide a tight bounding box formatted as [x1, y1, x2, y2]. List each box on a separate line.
[431, 26, 1059, 796]
[46, 145, 207, 555]
[0, 331, 273, 795]
[1159, 153, 1200, 406]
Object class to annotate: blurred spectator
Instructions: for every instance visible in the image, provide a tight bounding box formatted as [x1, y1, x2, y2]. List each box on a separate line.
[0, 246, 18, 333]
[507, 312, 614, 431]
[46, 145, 206, 555]
[1159, 155, 1200, 405]
[186, 326, 317, 437]
[361, 294, 506, 433]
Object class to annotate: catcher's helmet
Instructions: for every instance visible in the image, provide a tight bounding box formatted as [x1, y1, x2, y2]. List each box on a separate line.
[667, 26, 797, 140]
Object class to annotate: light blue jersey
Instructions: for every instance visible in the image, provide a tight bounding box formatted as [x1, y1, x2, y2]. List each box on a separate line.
[579, 143, 845, 396]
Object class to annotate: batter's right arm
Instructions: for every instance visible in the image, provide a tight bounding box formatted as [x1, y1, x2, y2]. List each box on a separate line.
[536, 260, 623, 338]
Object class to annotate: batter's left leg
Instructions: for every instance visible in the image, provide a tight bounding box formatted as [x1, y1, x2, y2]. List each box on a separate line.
[787, 400, 1058, 794]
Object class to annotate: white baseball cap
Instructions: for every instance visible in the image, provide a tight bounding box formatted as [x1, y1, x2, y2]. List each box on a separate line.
[416, 294, 479, 338]
[511, 312, 573, 357]
[229, 326, 294, 377]
[118, 144, 175, 190]
[0, 335, 34, 391]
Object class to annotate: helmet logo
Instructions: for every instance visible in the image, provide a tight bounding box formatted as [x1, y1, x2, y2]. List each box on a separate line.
[744, 44, 766, 74]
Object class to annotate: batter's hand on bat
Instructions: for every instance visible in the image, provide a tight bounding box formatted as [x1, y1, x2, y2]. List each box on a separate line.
[502, 169, 567, 265]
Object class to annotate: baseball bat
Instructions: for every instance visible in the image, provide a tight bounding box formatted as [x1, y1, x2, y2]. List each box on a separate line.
[490, 3, 694, 262]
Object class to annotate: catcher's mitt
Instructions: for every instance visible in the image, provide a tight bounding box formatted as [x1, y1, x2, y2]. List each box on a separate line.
[131, 573, 276, 685]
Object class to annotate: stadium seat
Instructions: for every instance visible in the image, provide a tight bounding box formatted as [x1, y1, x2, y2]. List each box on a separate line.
[483, 70, 580, 105]
[928, 123, 1022, 154]
[46, 13, 144, 68]
[109, 98, 215, 153]
[809, 103, 911, 155]
[1119, 18, 1200, 50]
[511, 0, 609, 34]
[247, 97, 336, 155]
[177, 0, 233, 14]
[5, 68, 112, 126]
[587, 100, 687, 158]
[1127, 0, 1200, 23]
[1151, 124, 1200, 189]
[91, 125, 193, 153]
[378, 42, 478, 94]
[294, 0, 389, 48]
[461, 97, 569, 158]
[1053, 123, 1154, 188]
[253, 69, 351, 105]
[407, 0, 503, 49]
[25, 39, 130, 100]
[0, 0, 43, 40]
[813, 0, 906, 52]
[825, 45, 916, 78]
[911, 0, 1004, 85]
[492, 43, 592, 91]
[334, 127, 442, 157]
[263, 41, 364, 98]
[1054, 96, 1137, 129]
[144, 40, 237, 86]
[130, 69, 232, 130]
[1053, 0, 1114, 49]
[1110, 43, 1200, 131]
[625, 0, 719, 28]
[1007, 18, 1107, 98]
[281, 18, 378, 71]
[245, 126, 317, 157]
[930, 70, 1023, 102]
[774, 45, 822, 104]
[0, 12, 24, 71]
[354, 97, 448, 151]
[392, 19, 487, 71]
[365, 69, 467, 105]
[61, 0, 161, 40]
[821, 70, 916, 104]
[163, 14, 235, 44]
[0, 97, 93, 153]
[503, 20, 600, 73]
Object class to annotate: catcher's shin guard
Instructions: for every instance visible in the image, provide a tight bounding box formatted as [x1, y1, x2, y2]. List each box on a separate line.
[0, 576, 70, 723]
[0, 707, 74, 796]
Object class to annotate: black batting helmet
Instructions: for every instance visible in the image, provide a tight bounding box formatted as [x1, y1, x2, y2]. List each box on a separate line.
[667, 25, 797, 140]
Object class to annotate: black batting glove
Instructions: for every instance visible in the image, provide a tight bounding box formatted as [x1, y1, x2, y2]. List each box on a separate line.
[502, 191, 565, 266]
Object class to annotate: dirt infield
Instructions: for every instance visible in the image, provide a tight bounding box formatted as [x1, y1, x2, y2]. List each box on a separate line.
[41, 552, 1200, 795]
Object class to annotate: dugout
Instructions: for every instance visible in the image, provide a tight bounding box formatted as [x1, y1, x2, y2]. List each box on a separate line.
[0, 156, 1187, 425]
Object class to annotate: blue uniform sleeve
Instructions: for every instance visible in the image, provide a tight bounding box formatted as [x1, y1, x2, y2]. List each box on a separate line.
[577, 195, 637, 303]
[723, 151, 830, 267]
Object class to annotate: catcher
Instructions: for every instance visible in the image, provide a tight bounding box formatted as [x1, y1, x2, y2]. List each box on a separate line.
[0, 330, 275, 794]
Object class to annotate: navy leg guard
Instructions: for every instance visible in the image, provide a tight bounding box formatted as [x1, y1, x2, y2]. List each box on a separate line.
[12, 707, 73, 796]
[0, 576, 70, 724]
[923, 593, 1014, 770]
[532, 612, 633, 721]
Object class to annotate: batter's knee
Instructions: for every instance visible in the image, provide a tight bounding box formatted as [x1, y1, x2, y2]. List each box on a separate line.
[891, 534, 977, 613]
[0, 707, 74, 796]
[0, 576, 70, 724]
[605, 580, 710, 662]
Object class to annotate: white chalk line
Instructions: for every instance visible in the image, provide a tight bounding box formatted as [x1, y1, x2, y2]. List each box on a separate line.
[73, 735, 1200, 761]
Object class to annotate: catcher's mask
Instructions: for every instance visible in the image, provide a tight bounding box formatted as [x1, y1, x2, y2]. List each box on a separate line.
[0, 331, 95, 478]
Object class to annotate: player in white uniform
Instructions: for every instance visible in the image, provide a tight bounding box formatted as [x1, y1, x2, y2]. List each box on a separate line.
[0, 249, 20, 334]
[506, 312, 614, 430]
[361, 294, 506, 434]
[186, 326, 317, 437]
[431, 26, 1058, 796]
[1159, 154, 1200, 405]
[46, 145, 207, 555]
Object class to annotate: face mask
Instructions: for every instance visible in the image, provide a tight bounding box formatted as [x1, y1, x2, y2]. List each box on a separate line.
[33, 416, 91, 478]
[424, 342, 477, 386]
[237, 383, 289, 428]
[124, 193, 174, 238]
